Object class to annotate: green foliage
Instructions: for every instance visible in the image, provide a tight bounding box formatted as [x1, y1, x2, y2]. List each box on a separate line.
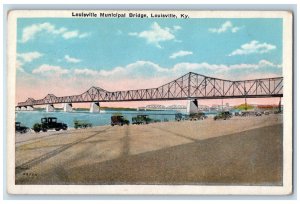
[234, 104, 254, 110]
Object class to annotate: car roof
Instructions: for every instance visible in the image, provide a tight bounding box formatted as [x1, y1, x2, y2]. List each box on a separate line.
[42, 117, 57, 119]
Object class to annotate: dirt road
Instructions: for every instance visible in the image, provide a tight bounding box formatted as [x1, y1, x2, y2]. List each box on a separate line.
[15, 115, 283, 185]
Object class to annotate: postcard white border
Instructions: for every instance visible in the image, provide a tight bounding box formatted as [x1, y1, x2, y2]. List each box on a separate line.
[6, 10, 293, 195]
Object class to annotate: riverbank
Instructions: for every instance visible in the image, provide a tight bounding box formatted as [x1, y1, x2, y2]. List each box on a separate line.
[15, 114, 283, 185]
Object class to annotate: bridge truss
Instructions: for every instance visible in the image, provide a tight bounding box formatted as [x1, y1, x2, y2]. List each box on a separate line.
[17, 72, 283, 107]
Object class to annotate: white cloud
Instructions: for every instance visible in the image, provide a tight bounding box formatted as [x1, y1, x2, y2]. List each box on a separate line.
[172, 60, 281, 73]
[74, 68, 98, 75]
[231, 27, 240, 33]
[32, 64, 69, 75]
[129, 22, 180, 48]
[229, 40, 276, 56]
[209, 21, 241, 34]
[16, 51, 43, 72]
[173, 25, 182, 31]
[257, 59, 281, 68]
[72, 59, 281, 81]
[17, 51, 43, 62]
[20, 22, 54, 43]
[74, 61, 165, 78]
[63, 31, 90, 39]
[30, 59, 281, 80]
[99, 67, 126, 77]
[16, 60, 24, 72]
[170, 50, 193, 59]
[79, 33, 90, 38]
[20, 22, 89, 43]
[64, 55, 81, 63]
[62, 31, 79, 39]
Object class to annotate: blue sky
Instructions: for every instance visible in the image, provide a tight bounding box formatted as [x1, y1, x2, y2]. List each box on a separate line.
[17, 18, 282, 68]
[16, 17, 283, 103]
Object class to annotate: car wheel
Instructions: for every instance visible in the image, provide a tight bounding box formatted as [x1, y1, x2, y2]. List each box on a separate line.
[34, 129, 40, 133]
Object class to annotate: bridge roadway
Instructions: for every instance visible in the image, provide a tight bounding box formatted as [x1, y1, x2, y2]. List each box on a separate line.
[15, 114, 283, 185]
[16, 72, 283, 112]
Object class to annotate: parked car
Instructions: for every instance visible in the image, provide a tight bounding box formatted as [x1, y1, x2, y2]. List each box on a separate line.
[132, 115, 152, 125]
[74, 120, 92, 129]
[188, 112, 207, 121]
[15, 122, 30, 134]
[111, 115, 129, 126]
[255, 112, 262, 116]
[33, 117, 68, 132]
[175, 113, 183, 121]
[214, 111, 233, 120]
[234, 112, 242, 116]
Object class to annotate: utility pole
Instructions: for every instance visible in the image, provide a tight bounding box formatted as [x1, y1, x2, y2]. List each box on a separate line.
[221, 99, 223, 111]
[279, 97, 282, 113]
[188, 72, 191, 98]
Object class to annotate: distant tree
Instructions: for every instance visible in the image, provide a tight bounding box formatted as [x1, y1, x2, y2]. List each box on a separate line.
[234, 104, 254, 110]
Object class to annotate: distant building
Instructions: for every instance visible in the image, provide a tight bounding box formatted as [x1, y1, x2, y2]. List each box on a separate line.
[198, 105, 210, 111]
[166, 105, 187, 110]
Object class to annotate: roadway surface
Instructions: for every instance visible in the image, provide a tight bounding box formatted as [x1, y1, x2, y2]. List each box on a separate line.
[15, 115, 283, 185]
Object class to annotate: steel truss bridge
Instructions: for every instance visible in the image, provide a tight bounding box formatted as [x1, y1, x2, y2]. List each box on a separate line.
[17, 72, 283, 107]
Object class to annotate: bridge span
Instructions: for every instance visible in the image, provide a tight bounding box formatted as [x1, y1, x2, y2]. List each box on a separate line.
[16, 72, 283, 113]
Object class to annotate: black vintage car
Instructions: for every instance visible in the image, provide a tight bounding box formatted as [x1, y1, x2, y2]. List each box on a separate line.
[15, 122, 29, 134]
[189, 112, 207, 121]
[111, 115, 129, 126]
[214, 111, 233, 120]
[74, 120, 92, 129]
[175, 113, 183, 121]
[33, 117, 68, 132]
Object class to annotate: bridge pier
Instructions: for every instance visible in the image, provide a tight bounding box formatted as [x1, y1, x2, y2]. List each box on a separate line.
[20, 106, 27, 111]
[46, 104, 55, 112]
[63, 103, 73, 112]
[90, 102, 100, 113]
[187, 99, 199, 114]
[26, 106, 34, 111]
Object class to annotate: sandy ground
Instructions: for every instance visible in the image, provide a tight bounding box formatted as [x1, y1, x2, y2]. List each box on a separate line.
[15, 114, 283, 185]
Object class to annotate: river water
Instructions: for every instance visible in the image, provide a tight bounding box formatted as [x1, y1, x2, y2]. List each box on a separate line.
[15, 110, 193, 129]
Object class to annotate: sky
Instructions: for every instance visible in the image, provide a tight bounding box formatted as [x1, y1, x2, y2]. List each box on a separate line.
[16, 18, 283, 107]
